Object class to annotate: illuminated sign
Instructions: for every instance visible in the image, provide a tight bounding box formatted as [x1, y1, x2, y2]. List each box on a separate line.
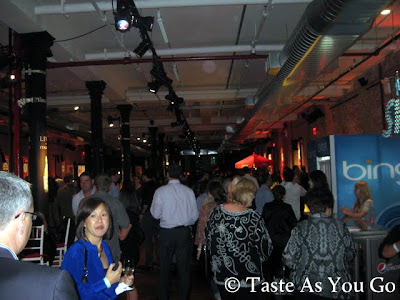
[382, 71, 400, 138]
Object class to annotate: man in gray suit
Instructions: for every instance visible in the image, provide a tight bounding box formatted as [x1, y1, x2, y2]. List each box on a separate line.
[0, 171, 78, 300]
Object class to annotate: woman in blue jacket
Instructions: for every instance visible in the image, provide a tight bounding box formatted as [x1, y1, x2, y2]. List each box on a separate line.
[62, 197, 134, 299]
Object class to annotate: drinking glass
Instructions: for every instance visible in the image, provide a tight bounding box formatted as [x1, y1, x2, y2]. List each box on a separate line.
[123, 259, 134, 276]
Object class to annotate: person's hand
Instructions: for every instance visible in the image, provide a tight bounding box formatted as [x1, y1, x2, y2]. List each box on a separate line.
[340, 206, 347, 214]
[196, 249, 202, 261]
[121, 273, 135, 287]
[105, 262, 122, 285]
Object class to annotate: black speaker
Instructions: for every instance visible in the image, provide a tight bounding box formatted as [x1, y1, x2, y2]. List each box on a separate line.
[358, 77, 368, 87]
[303, 106, 324, 124]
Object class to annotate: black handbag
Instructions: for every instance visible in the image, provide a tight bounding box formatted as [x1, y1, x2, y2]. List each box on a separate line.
[200, 246, 212, 281]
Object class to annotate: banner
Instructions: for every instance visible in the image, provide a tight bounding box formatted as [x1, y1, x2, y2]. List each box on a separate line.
[334, 134, 400, 228]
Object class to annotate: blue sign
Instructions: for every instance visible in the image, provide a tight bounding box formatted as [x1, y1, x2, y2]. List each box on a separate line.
[334, 134, 400, 228]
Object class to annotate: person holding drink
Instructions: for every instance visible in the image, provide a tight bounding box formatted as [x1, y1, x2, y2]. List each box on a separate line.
[62, 197, 136, 300]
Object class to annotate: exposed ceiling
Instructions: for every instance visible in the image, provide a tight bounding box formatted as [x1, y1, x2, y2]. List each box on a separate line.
[0, 0, 399, 154]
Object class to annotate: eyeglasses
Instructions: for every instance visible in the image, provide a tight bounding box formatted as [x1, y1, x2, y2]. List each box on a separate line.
[14, 211, 38, 221]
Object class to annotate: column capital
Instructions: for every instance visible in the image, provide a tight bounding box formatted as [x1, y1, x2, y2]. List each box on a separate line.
[86, 80, 106, 99]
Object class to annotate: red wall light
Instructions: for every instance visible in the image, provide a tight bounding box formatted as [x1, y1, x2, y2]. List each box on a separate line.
[312, 127, 317, 135]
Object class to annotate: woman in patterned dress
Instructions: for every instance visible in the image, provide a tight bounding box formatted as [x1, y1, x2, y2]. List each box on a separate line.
[206, 176, 273, 300]
[283, 189, 356, 299]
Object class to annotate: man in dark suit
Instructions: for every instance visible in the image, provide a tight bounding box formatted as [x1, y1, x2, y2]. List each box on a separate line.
[0, 171, 78, 299]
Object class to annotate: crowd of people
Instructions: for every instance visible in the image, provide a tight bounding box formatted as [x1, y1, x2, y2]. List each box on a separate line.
[0, 161, 399, 300]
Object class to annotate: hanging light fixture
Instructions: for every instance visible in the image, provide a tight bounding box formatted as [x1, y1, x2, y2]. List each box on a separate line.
[114, 0, 133, 32]
[148, 79, 163, 93]
[132, 16, 154, 31]
[134, 40, 150, 58]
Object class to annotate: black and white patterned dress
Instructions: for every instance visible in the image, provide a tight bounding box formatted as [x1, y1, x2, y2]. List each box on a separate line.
[206, 204, 273, 288]
[282, 214, 356, 299]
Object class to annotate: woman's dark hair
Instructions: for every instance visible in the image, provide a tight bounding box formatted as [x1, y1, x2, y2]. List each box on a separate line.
[207, 181, 226, 205]
[309, 170, 330, 190]
[272, 185, 286, 202]
[306, 188, 334, 214]
[76, 197, 113, 240]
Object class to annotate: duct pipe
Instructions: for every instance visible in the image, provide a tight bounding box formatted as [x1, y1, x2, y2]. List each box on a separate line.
[47, 54, 269, 68]
[85, 44, 283, 60]
[231, 0, 389, 143]
[35, 0, 312, 15]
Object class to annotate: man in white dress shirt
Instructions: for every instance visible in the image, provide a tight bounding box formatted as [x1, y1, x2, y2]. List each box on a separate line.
[281, 167, 306, 220]
[71, 172, 96, 216]
[151, 164, 199, 300]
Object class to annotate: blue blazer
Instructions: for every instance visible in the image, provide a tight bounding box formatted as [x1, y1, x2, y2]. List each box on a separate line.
[61, 239, 119, 300]
[0, 247, 78, 299]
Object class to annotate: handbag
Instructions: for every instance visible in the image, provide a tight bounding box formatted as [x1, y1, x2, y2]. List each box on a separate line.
[200, 246, 212, 281]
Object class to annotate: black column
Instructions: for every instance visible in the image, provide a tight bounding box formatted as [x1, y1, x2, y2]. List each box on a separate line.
[117, 104, 132, 184]
[158, 133, 165, 176]
[20, 31, 54, 215]
[86, 81, 106, 176]
[148, 126, 158, 172]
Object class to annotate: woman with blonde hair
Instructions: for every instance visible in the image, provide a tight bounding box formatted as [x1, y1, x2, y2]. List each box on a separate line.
[341, 181, 374, 223]
[206, 177, 272, 299]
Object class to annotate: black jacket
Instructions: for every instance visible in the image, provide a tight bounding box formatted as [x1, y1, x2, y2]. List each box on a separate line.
[261, 201, 297, 248]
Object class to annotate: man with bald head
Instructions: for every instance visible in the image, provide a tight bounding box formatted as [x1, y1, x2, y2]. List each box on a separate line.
[0, 171, 78, 299]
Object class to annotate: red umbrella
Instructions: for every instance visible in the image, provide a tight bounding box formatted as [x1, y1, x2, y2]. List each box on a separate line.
[235, 152, 274, 169]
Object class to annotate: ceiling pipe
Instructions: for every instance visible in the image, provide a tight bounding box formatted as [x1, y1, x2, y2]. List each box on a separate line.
[47, 54, 269, 68]
[264, 30, 400, 131]
[35, 0, 312, 15]
[231, 0, 391, 143]
[85, 44, 283, 60]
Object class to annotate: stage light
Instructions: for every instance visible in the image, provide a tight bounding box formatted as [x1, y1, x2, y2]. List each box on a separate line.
[114, 0, 134, 32]
[171, 121, 181, 128]
[114, 9, 133, 32]
[133, 16, 154, 31]
[148, 80, 162, 93]
[108, 116, 115, 127]
[165, 92, 184, 105]
[167, 102, 177, 112]
[134, 40, 150, 58]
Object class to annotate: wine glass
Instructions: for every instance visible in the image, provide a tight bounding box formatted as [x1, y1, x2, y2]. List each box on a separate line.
[123, 259, 134, 276]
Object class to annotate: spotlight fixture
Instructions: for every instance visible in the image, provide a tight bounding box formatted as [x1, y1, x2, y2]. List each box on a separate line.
[114, 0, 134, 32]
[132, 16, 154, 31]
[108, 116, 114, 127]
[171, 121, 181, 128]
[74, 106, 80, 111]
[165, 92, 184, 105]
[148, 79, 163, 93]
[134, 40, 150, 58]
[167, 102, 176, 112]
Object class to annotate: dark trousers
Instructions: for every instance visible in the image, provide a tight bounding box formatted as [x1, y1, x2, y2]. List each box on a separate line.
[142, 212, 159, 267]
[158, 226, 192, 300]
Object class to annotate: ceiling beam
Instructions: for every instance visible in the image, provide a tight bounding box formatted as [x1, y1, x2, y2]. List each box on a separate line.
[35, 0, 312, 15]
